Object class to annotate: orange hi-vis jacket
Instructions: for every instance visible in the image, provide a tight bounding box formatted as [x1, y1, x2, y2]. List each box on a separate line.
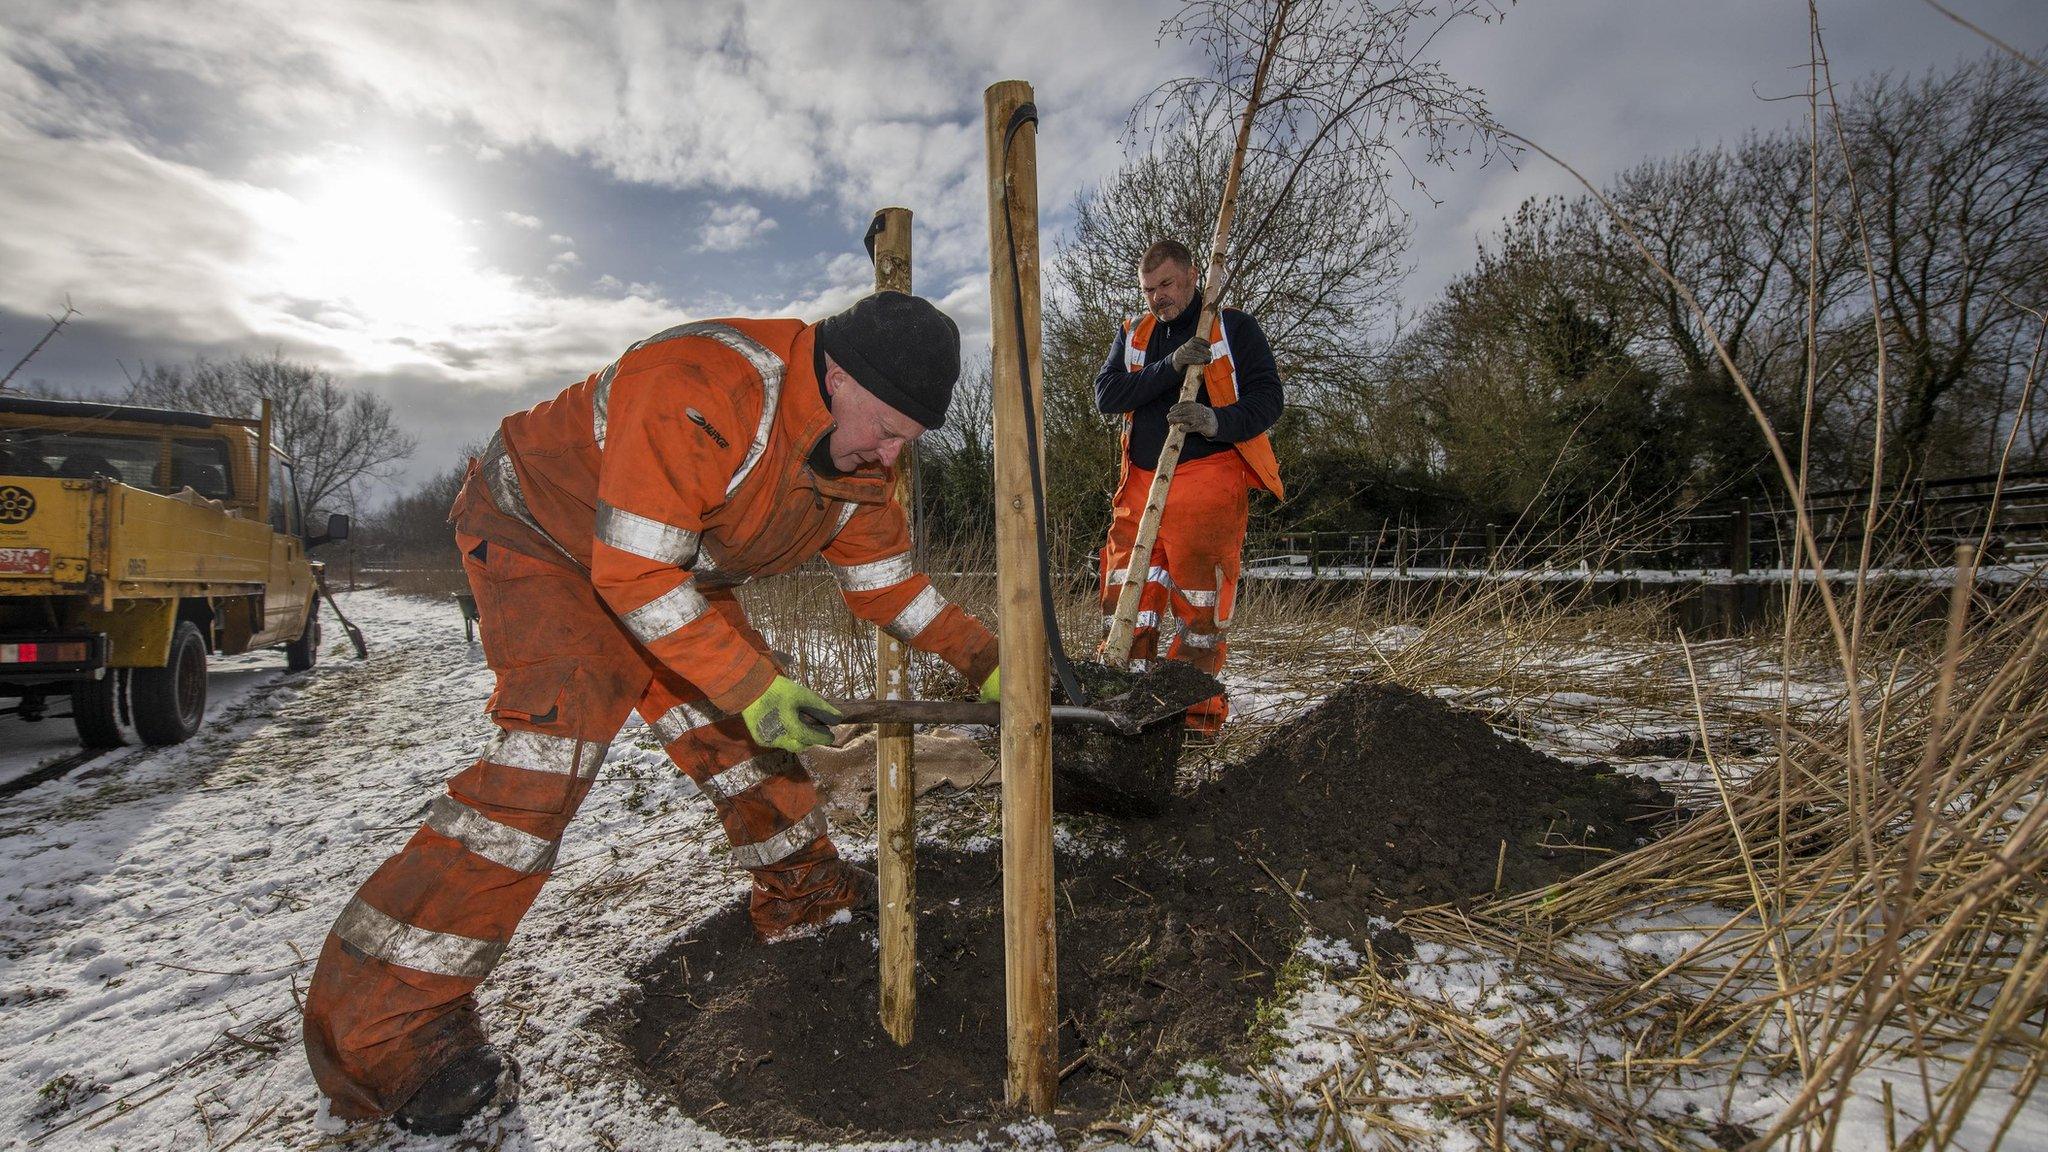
[465, 317, 997, 714]
[1124, 311, 1285, 499]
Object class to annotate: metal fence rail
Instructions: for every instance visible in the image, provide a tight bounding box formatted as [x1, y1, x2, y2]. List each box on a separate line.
[1246, 469, 2048, 579]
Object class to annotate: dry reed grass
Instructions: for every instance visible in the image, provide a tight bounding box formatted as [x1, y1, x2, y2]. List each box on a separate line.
[1198, 6, 2048, 1145]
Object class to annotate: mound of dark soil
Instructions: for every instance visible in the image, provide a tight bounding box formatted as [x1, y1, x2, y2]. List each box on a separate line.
[599, 679, 1672, 1143]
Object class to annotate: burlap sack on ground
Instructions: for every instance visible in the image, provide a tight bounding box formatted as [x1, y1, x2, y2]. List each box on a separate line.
[802, 727, 996, 818]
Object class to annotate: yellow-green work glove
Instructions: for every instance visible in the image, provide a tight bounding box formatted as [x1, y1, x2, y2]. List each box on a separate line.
[978, 667, 1001, 703]
[742, 674, 843, 752]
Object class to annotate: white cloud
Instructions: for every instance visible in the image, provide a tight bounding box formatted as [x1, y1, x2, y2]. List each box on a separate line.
[3, 0, 1176, 273]
[696, 202, 777, 252]
[0, 0, 1185, 493]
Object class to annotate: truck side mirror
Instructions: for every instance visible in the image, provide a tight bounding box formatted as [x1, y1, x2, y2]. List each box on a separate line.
[308, 512, 351, 548]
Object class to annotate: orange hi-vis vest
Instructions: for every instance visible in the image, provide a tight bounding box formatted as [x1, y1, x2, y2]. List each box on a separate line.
[1124, 311, 1285, 499]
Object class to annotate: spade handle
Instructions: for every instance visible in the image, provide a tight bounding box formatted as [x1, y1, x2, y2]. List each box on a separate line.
[825, 698, 1138, 735]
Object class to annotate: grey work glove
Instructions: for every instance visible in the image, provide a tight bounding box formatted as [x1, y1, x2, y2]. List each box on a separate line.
[1169, 339, 1213, 372]
[1166, 401, 1220, 439]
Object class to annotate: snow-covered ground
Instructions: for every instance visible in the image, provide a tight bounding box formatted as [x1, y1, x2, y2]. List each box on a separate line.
[0, 589, 2037, 1150]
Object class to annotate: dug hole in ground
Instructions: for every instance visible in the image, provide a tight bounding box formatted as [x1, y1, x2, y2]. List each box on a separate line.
[0, 586, 2039, 1150]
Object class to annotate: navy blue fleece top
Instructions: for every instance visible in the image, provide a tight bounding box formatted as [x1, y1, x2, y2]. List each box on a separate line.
[1093, 290, 1284, 471]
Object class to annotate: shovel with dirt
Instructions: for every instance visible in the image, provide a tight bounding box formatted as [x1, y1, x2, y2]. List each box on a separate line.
[827, 659, 1219, 817]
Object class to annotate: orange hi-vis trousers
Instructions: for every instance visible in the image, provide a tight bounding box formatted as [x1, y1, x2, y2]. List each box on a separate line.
[1097, 451, 1250, 733]
[302, 531, 858, 1121]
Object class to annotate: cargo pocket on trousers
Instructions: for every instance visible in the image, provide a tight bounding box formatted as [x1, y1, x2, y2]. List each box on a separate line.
[464, 659, 588, 814]
[469, 543, 598, 670]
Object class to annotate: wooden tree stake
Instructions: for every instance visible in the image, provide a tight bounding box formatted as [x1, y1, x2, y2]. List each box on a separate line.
[984, 78, 1058, 1115]
[871, 206, 919, 1046]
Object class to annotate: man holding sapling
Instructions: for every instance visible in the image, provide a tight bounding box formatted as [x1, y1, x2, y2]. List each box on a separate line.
[1094, 239, 1284, 734]
[302, 292, 1000, 1134]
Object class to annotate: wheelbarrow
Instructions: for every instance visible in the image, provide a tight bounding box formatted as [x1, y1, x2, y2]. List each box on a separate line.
[828, 660, 1219, 817]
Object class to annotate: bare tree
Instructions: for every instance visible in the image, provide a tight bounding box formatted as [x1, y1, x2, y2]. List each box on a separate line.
[1385, 197, 1673, 512]
[1601, 133, 1864, 491]
[1144, 0, 1512, 250]
[126, 352, 416, 519]
[1053, 124, 1410, 406]
[1845, 54, 2048, 478]
[1, 299, 81, 392]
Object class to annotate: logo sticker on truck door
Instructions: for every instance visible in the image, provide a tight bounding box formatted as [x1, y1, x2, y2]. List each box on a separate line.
[0, 486, 34, 524]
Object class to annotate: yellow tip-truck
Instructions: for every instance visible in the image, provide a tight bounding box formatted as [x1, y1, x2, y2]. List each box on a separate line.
[0, 397, 349, 747]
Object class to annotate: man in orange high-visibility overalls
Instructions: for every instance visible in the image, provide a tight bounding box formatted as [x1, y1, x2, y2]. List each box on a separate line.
[1096, 239, 1284, 735]
[304, 292, 1000, 1135]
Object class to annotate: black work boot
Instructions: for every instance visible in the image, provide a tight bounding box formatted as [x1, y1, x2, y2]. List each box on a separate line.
[392, 1043, 519, 1136]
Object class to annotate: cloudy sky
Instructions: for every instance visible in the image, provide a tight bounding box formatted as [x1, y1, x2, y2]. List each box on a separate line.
[2, 0, 2042, 495]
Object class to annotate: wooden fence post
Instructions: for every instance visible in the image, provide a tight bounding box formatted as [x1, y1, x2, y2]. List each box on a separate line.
[984, 78, 1057, 1116]
[1308, 530, 1320, 579]
[1730, 498, 1752, 576]
[870, 206, 919, 1047]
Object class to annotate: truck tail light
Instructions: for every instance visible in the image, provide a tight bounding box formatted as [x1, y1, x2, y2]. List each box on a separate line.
[0, 640, 92, 665]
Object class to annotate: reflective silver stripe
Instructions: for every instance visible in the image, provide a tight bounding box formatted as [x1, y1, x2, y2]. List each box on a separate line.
[1106, 564, 1172, 589]
[832, 552, 915, 593]
[424, 795, 558, 874]
[1181, 630, 1221, 649]
[712, 331, 783, 497]
[618, 321, 785, 498]
[1182, 589, 1219, 608]
[481, 432, 582, 568]
[331, 897, 505, 979]
[881, 585, 947, 643]
[649, 699, 726, 745]
[595, 322, 784, 496]
[832, 501, 858, 537]
[483, 729, 610, 778]
[728, 809, 828, 870]
[594, 501, 700, 567]
[591, 360, 621, 446]
[1136, 610, 1160, 629]
[621, 582, 711, 644]
[700, 756, 775, 802]
[1124, 319, 1146, 370]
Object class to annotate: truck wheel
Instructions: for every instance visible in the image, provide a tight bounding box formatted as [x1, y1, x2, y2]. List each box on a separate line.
[132, 621, 208, 745]
[70, 670, 129, 748]
[286, 606, 321, 672]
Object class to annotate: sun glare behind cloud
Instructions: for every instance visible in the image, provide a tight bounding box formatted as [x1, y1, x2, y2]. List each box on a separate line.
[243, 162, 531, 373]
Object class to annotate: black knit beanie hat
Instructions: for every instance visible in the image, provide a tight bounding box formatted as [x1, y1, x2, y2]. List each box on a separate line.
[816, 291, 960, 429]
